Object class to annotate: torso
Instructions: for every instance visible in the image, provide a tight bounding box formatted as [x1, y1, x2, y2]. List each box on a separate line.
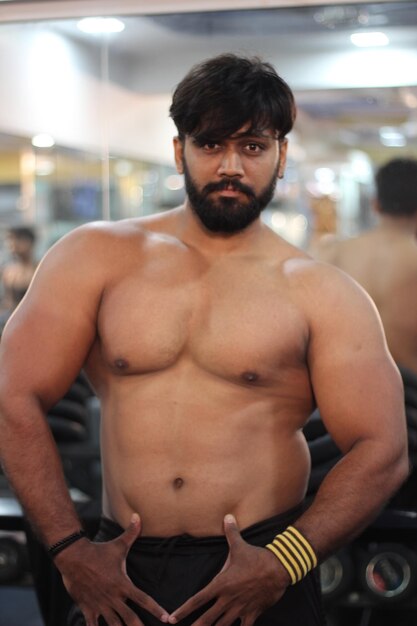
[316, 230, 417, 375]
[84, 211, 316, 536]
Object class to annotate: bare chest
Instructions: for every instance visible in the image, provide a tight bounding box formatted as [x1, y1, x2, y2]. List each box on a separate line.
[95, 256, 309, 381]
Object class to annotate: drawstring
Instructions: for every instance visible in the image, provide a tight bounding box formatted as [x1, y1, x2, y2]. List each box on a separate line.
[155, 534, 191, 584]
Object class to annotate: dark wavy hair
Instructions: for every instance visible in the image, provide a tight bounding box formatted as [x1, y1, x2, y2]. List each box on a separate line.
[376, 158, 417, 216]
[169, 53, 296, 142]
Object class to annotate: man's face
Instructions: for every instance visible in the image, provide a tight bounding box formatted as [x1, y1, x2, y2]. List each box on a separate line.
[174, 126, 287, 234]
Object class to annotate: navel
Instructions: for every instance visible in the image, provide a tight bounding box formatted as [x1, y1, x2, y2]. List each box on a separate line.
[173, 477, 184, 489]
[241, 371, 259, 383]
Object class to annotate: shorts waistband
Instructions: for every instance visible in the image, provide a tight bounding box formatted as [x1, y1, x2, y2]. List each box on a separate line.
[96, 503, 304, 554]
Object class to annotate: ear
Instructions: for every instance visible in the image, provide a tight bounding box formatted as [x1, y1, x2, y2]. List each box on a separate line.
[277, 138, 288, 179]
[173, 136, 184, 174]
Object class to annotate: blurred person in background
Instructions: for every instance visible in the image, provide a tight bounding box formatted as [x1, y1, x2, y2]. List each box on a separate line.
[313, 157, 417, 376]
[0, 226, 37, 328]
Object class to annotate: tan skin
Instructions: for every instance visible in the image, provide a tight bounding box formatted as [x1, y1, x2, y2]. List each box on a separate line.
[0, 127, 408, 626]
[314, 203, 417, 375]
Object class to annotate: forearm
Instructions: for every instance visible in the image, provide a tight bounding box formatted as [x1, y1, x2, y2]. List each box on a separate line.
[0, 395, 83, 546]
[295, 439, 409, 561]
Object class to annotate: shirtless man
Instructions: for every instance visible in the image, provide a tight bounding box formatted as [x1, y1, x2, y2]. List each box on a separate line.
[0, 54, 408, 626]
[314, 158, 417, 375]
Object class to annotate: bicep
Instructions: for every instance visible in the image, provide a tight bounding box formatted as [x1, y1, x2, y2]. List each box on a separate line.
[307, 277, 406, 455]
[0, 238, 102, 408]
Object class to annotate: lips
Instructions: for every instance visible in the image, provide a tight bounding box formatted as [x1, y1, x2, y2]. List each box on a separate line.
[216, 186, 242, 196]
[211, 183, 247, 197]
[203, 179, 255, 199]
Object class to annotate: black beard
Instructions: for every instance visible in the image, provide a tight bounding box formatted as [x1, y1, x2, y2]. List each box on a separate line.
[183, 160, 278, 234]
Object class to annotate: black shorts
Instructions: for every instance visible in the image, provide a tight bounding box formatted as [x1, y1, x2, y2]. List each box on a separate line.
[67, 504, 325, 626]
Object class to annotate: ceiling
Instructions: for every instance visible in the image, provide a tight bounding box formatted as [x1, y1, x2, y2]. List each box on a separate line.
[50, 2, 417, 166]
[1, 1, 417, 166]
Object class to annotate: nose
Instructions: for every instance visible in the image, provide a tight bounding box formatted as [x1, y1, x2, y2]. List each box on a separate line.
[217, 147, 244, 178]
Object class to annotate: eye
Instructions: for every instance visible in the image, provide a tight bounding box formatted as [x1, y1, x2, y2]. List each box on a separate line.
[202, 141, 221, 151]
[245, 142, 264, 153]
[192, 138, 222, 152]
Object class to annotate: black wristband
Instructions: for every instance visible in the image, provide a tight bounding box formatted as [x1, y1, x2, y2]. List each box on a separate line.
[48, 530, 87, 558]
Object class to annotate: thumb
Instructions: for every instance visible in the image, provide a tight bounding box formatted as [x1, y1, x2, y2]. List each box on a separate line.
[223, 514, 241, 550]
[120, 513, 142, 550]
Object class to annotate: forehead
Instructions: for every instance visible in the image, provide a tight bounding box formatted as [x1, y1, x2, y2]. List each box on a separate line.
[229, 125, 278, 140]
[189, 123, 278, 142]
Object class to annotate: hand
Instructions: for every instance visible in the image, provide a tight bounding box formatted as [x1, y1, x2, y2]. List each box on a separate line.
[56, 514, 169, 626]
[168, 514, 290, 626]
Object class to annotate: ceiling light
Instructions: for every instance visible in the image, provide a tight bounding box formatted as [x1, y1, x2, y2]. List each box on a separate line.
[32, 133, 55, 148]
[77, 17, 125, 34]
[379, 127, 406, 147]
[381, 137, 407, 147]
[350, 32, 389, 47]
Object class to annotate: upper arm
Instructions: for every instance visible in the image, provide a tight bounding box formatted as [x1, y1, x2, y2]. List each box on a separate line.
[0, 226, 107, 409]
[305, 265, 406, 457]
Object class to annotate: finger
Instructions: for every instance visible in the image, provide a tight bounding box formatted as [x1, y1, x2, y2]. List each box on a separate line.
[130, 587, 170, 622]
[101, 606, 143, 626]
[168, 584, 218, 623]
[240, 615, 257, 626]
[117, 513, 142, 551]
[79, 607, 98, 626]
[101, 608, 129, 626]
[188, 601, 227, 626]
[114, 601, 146, 626]
[214, 607, 242, 626]
[223, 514, 242, 551]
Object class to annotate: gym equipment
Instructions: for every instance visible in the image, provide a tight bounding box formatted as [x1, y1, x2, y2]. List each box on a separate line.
[358, 542, 417, 604]
[0, 537, 25, 583]
[320, 548, 354, 601]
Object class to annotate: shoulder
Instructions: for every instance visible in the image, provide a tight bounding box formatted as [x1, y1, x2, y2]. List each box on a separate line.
[268, 233, 364, 299]
[41, 219, 148, 264]
[282, 254, 380, 328]
[56, 218, 146, 245]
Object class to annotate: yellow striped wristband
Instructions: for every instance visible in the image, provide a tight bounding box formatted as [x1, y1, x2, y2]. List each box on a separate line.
[265, 525, 318, 585]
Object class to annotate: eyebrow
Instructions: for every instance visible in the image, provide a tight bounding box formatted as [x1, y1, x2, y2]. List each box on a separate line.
[229, 130, 277, 140]
[191, 130, 277, 144]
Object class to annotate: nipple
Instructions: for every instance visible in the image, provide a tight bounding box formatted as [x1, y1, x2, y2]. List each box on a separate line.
[241, 371, 259, 383]
[115, 358, 129, 370]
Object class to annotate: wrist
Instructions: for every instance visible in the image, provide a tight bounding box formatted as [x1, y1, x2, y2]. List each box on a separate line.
[265, 525, 318, 585]
[48, 529, 87, 559]
[263, 546, 292, 587]
[53, 535, 90, 569]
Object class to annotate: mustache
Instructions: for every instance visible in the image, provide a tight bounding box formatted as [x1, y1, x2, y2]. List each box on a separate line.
[202, 178, 255, 198]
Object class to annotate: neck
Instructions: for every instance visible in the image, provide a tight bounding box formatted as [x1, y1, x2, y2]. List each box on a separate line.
[377, 214, 417, 237]
[176, 201, 265, 254]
